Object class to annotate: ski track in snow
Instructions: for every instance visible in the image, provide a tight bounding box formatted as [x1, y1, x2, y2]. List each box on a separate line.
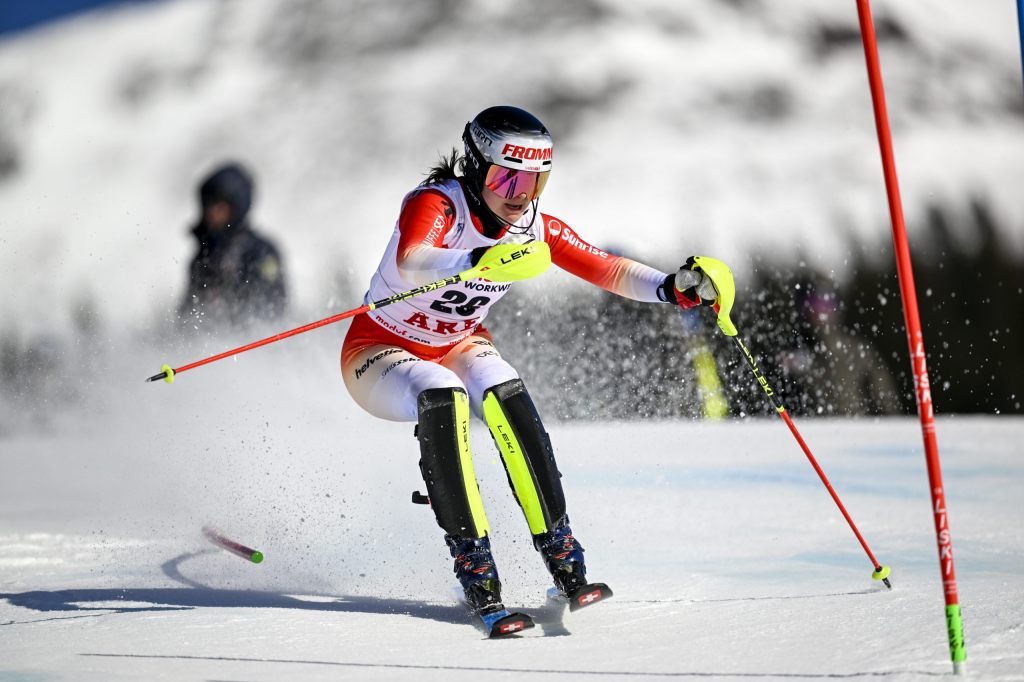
[1, 344, 1022, 681]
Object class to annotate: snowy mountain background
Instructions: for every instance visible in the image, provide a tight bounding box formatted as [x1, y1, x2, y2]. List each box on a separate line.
[1, 0, 1022, 340]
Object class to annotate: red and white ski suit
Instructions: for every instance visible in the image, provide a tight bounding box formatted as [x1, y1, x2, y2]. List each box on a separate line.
[341, 178, 668, 421]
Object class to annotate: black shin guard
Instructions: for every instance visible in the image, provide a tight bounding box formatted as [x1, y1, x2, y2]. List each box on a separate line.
[482, 379, 567, 535]
[416, 387, 490, 539]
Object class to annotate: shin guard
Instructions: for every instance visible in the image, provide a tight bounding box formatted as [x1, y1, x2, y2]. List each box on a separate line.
[416, 387, 490, 538]
[482, 379, 566, 535]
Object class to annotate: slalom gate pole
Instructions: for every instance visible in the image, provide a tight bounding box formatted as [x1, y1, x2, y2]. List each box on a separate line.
[686, 258, 891, 588]
[855, 0, 966, 672]
[1018, 0, 1024, 93]
[145, 242, 551, 384]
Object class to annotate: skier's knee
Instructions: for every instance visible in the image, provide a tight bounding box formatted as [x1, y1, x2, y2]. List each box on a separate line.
[416, 387, 490, 539]
[481, 379, 567, 535]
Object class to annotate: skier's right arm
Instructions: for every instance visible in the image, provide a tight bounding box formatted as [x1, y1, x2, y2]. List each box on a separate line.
[394, 190, 470, 285]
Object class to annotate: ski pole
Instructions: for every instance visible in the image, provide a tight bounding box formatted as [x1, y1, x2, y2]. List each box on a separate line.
[146, 241, 551, 384]
[691, 257, 891, 588]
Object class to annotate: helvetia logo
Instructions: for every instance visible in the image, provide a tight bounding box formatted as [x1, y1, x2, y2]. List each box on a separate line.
[354, 347, 403, 379]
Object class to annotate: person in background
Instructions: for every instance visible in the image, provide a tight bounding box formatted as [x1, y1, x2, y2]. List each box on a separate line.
[179, 162, 286, 328]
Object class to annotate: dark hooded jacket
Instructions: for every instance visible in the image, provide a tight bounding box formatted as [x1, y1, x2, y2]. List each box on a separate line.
[179, 163, 286, 327]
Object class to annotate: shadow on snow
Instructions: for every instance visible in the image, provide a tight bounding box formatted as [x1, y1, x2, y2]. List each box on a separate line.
[0, 550, 467, 627]
[0, 552, 939, 676]
[0, 550, 578, 637]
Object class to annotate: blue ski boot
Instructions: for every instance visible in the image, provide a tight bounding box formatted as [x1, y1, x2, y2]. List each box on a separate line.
[447, 534, 534, 637]
[446, 534, 504, 615]
[534, 520, 612, 611]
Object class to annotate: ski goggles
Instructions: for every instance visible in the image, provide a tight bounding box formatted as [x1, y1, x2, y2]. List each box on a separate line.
[483, 165, 550, 202]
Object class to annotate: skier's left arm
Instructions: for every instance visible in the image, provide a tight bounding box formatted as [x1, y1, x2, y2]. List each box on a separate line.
[542, 217, 668, 302]
[541, 216, 702, 304]
[542, 216, 723, 308]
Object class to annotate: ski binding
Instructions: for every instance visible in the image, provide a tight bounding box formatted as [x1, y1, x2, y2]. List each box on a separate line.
[477, 606, 535, 638]
[548, 582, 613, 612]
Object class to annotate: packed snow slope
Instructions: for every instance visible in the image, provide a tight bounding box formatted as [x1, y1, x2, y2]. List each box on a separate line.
[1, 0, 1023, 339]
[1, 344, 1023, 680]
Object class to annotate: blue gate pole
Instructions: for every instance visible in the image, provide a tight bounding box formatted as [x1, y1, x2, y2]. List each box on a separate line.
[1018, 0, 1024, 92]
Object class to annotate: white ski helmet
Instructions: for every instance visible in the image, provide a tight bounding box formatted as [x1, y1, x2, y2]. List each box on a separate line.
[461, 106, 552, 231]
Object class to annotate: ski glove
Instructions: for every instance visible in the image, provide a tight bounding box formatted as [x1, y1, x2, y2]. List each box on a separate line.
[662, 257, 719, 309]
[469, 246, 489, 267]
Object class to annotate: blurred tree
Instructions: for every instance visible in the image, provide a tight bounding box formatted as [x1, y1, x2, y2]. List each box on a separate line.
[487, 195, 1022, 419]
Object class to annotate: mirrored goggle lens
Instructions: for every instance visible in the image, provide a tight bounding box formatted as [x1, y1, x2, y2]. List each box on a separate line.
[483, 166, 550, 201]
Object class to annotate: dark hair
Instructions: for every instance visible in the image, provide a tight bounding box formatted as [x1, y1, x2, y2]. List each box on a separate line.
[423, 148, 466, 185]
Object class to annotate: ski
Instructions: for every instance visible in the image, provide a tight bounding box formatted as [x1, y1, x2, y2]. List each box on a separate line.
[547, 582, 613, 612]
[455, 583, 535, 638]
[477, 607, 535, 638]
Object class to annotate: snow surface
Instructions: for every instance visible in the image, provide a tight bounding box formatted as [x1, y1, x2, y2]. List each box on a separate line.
[2, 342, 1023, 680]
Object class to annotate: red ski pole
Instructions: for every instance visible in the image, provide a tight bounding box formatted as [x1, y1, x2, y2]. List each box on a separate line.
[146, 242, 551, 384]
[688, 257, 891, 588]
[855, 0, 965, 673]
[730, 333, 890, 588]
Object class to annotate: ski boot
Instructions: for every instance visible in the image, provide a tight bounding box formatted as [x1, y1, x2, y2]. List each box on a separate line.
[534, 520, 612, 612]
[447, 534, 534, 637]
[447, 534, 503, 614]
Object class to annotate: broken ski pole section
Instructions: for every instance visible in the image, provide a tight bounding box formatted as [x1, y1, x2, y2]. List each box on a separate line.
[202, 526, 264, 564]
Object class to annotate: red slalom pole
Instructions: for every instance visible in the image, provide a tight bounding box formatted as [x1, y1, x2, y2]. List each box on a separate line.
[855, 0, 966, 673]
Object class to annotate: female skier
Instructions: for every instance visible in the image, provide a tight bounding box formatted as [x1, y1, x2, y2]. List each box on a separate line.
[341, 106, 722, 628]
